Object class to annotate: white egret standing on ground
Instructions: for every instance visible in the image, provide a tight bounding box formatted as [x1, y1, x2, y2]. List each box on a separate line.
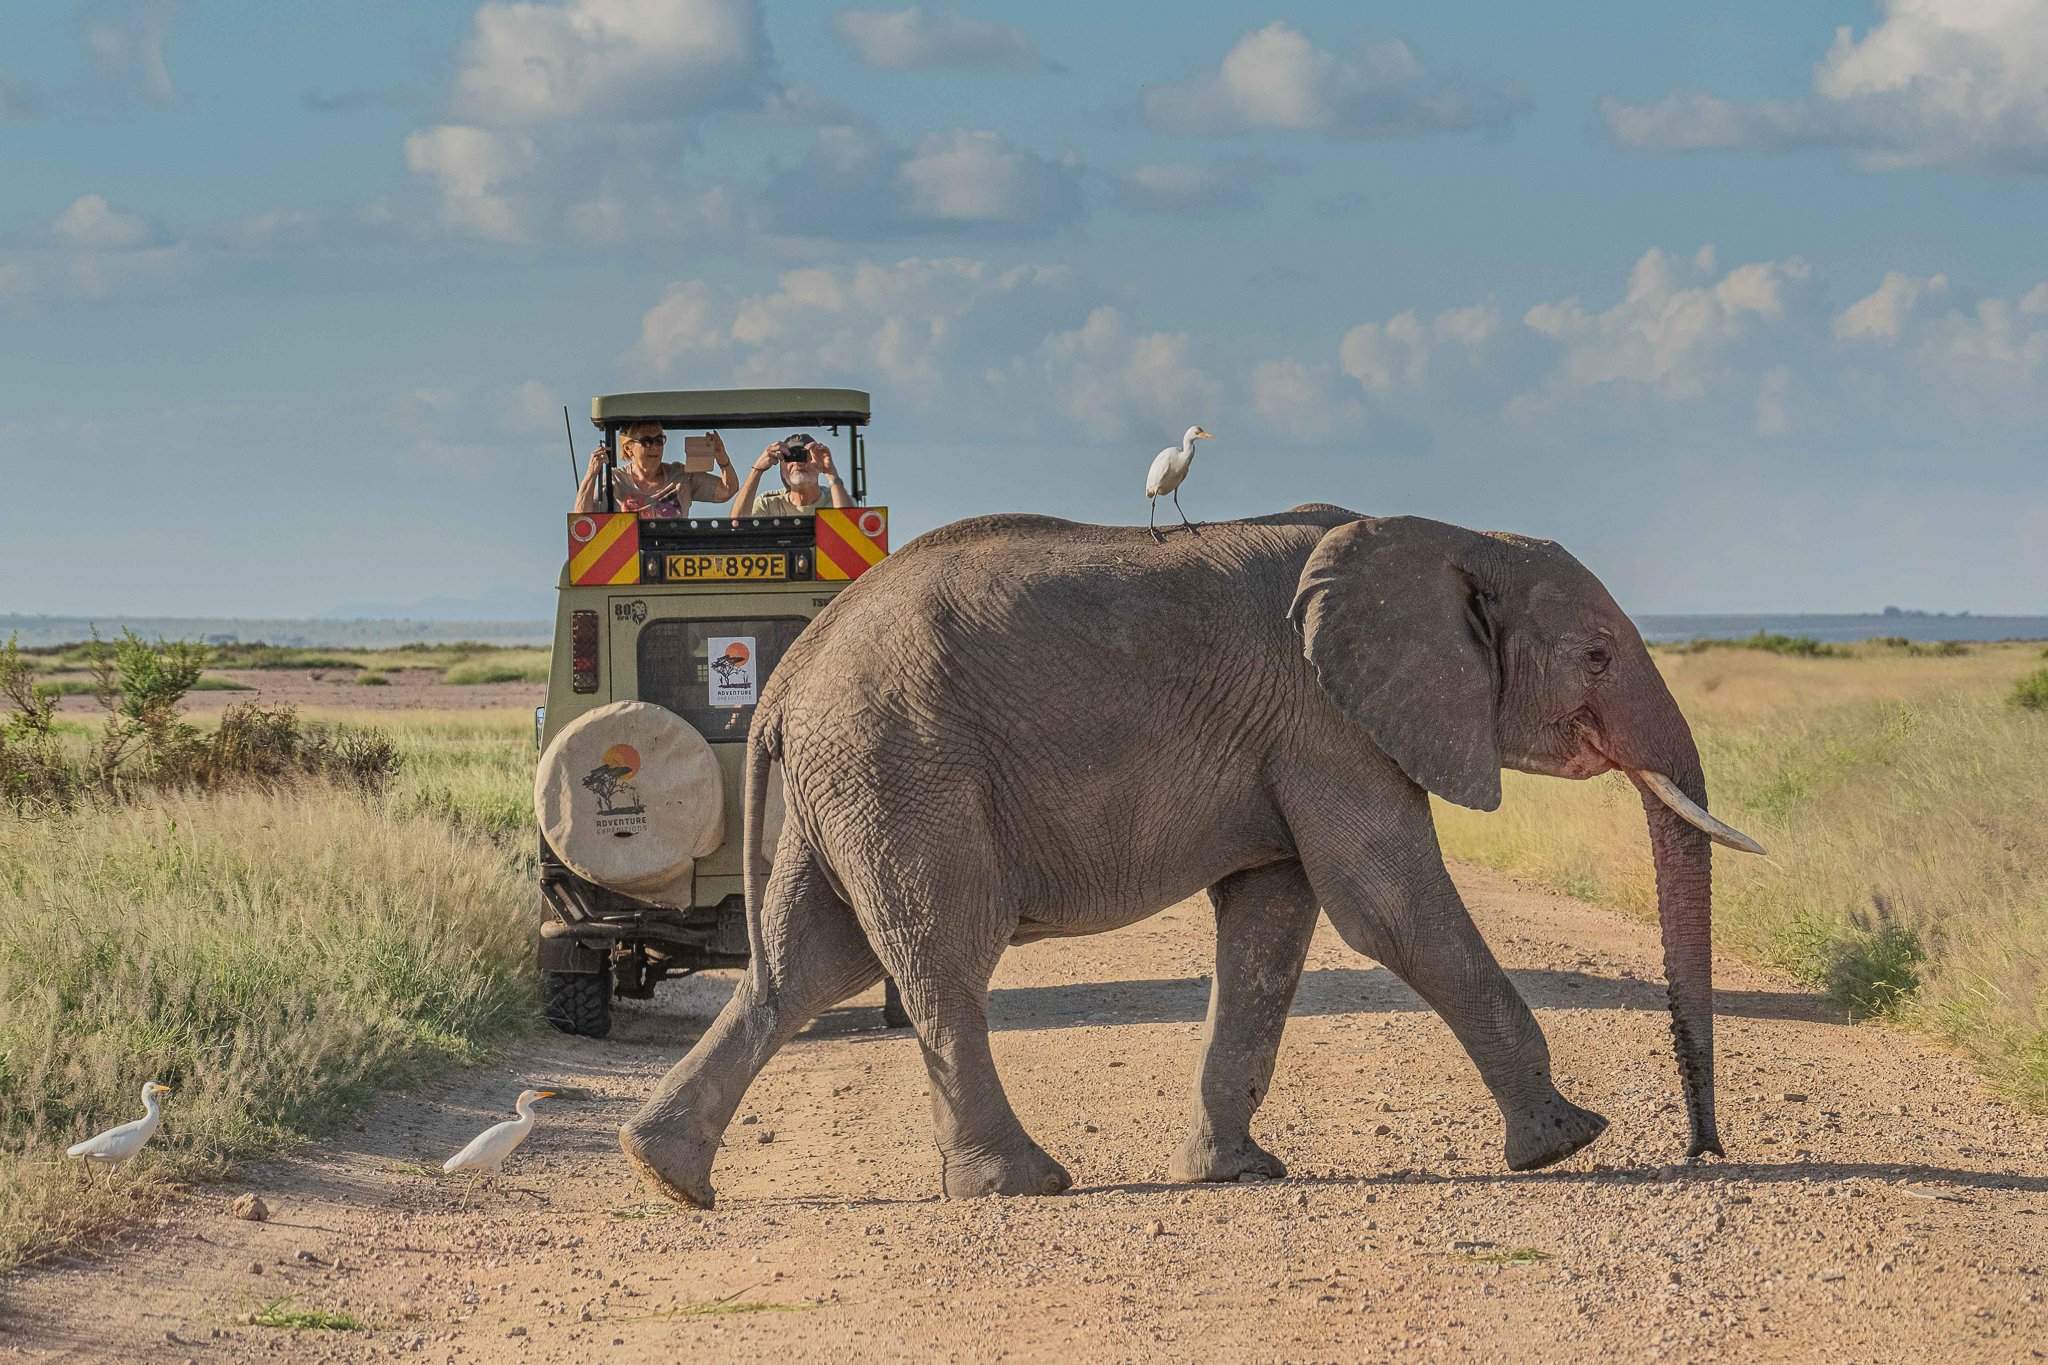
[443, 1089, 555, 1197]
[1146, 425, 1213, 541]
[67, 1080, 172, 1183]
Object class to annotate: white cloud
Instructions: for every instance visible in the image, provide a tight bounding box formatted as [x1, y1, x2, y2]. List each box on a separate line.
[1521, 247, 1809, 397]
[766, 125, 1083, 238]
[1113, 156, 1286, 214]
[450, 0, 767, 124]
[1144, 22, 1526, 138]
[2019, 281, 2048, 316]
[832, 7, 1049, 70]
[1834, 270, 1947, 343]
[52, 194, 149, 249]
[1338, 303, 1498, 394]
[0, 192, 182, 303]
[639, 280, 722, 370]
[82, 0, 179, 106]
[1251, 358, 1344, 440]
[899, 130, 1075, 223]
[635, 257, 1068, 401]
[403, 124, 536, 242]
[1040, 306, 1217, 438]
[1918, 295, 2048, 389]
[1603, 0, 2048, 172]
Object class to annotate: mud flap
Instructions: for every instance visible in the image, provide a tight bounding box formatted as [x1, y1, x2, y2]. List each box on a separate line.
[537, 932, 610, 975]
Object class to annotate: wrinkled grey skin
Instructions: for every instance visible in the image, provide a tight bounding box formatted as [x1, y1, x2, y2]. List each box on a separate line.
[620, 507, 1726, 1206]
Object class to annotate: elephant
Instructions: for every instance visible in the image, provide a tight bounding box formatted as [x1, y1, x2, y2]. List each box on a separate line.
[618, 506, 1765, 1206]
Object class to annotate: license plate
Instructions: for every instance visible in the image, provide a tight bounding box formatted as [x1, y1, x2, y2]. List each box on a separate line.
[665, 552, 788, 581]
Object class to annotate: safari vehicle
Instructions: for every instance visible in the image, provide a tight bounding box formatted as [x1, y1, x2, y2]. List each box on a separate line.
[533, 388, 904, 1037]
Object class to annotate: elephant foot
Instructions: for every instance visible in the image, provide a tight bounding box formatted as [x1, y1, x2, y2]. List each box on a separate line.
[1168, 1133, 1288, 1184]
[1503, 1094, 1608, 1172]
[941, 1142, 1072, 1199]
[618, 1119, 718, 1209]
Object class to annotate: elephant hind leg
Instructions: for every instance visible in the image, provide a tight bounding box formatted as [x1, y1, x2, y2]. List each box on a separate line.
[849, 867, 1070, 1199]
[620, 843, 883, 1209]
[1171, 860, 1318, 1183]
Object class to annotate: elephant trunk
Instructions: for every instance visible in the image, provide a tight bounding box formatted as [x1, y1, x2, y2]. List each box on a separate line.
[1630, 763, 1725, 1159]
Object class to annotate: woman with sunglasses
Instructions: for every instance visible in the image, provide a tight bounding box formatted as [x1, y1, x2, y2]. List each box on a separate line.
[573, 422, 738, 517]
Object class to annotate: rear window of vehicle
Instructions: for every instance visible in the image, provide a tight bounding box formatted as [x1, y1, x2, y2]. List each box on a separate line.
[636, 618, 810, 742]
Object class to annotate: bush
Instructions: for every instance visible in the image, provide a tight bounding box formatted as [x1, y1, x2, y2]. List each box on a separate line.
[1818, 895, 1926, 1018]
[443, 659, 547, 685]
[2013, 669, 2048, 711]
[356, 672, 391, 687]
[1874, 638, 1970, 658]
[1674, 632, 1846, 658]
[0, 635, 400, 808]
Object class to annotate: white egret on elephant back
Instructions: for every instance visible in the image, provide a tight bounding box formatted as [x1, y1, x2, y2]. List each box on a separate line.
[1146, 425, 1213, 541]
[67, 1080, 172, 1182]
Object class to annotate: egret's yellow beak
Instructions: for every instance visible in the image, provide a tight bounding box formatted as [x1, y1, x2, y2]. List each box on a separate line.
[1194, 427, 1213, 439]
[153, 1085, 173, 1094]
[535, 1091, 556, 1100]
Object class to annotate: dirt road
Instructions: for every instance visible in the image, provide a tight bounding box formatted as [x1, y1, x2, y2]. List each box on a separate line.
[8, 866, 2044, 1362]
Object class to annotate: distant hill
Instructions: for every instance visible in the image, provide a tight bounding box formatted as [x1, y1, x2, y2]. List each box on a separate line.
[0, 615, 552, 650]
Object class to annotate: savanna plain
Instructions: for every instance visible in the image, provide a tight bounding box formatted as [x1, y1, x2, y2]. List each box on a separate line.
[2, 632, 2046, 1360]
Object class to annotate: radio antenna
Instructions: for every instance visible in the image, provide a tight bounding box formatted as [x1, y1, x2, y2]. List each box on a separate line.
[563, 405, 578, 486]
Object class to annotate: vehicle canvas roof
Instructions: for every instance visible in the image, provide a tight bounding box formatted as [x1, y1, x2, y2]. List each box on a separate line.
[592, 388, 871, 429]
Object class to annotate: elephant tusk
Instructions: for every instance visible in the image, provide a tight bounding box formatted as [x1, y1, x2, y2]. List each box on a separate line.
[1636, 770, 1767, 856]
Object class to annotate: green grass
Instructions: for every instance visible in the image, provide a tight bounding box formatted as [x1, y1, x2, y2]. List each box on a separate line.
[442, 652, 549, 686]
[355, 672, 391, 687]
[2013, 668, 2048, 710]
[1434, 649, 2048, 1111]
[249, 1299, 367, 1331]
[374, 710, 537, 845]
[0, 717, 540, 1271]
[37, 675, 252, 695]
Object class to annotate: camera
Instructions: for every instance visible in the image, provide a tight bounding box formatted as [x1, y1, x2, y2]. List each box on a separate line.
[779, 433, 812, 462]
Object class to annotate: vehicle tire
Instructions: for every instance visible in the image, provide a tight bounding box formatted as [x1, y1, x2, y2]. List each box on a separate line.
[543, 967, 613, 1039]
[881, 977, 911, 1030]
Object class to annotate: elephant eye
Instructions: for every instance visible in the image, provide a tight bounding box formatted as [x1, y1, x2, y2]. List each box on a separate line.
[1585, 645, 1612, 673]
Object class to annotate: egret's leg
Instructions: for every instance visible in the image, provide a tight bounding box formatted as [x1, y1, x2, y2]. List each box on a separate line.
[1148, 496, 1164, 543]
[1173, 487, 1199, 534]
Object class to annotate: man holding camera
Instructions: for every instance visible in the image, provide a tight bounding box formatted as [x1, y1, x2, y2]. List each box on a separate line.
[732, 433, 854, 518]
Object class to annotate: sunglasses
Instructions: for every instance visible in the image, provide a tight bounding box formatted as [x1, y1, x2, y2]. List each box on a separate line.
[625, 433, 667, 446]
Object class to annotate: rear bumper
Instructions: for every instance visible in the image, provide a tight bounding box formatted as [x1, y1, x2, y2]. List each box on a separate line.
[537, 837, 749, 969]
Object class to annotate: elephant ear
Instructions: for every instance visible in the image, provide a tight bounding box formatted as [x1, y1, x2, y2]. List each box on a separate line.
[1288, 517, 1503, 811]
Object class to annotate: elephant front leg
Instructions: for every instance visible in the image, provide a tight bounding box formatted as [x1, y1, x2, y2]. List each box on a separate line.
[1170, 861, 1317, 1183]
[1292, 798, 1609, 1172]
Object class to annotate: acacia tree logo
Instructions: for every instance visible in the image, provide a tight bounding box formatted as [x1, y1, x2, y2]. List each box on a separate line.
[711, 640, 751, 688]
[582, 743, 645, 816]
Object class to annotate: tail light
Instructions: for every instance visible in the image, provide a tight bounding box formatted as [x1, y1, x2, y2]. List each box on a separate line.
[571, 609, 599, 693]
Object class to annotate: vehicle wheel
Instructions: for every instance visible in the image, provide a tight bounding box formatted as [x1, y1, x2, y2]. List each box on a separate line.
[543, 966, 613, 1039]
[881, 977, 911, 1030]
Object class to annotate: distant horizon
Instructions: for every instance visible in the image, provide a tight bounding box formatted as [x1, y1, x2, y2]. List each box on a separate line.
[6, 606, 2047, 653]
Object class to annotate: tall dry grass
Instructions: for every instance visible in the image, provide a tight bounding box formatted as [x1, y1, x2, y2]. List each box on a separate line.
[1434, 641, 2048, 1110]
[0, 720, 538, 1272]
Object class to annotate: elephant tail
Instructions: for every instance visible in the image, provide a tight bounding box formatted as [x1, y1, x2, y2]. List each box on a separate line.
[741, 702, 781, 925]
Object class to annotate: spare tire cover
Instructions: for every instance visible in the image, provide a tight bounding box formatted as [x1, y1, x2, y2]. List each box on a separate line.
[535, 701, 724, 898]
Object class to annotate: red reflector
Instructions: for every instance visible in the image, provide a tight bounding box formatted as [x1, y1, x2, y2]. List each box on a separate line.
[571, 609, 599, 693]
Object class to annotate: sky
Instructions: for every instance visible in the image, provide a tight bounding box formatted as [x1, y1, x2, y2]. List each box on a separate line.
[2, 0, 2045, 618]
